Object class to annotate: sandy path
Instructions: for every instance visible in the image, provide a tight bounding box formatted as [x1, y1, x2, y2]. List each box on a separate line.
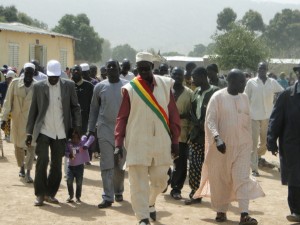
[0, 140, 291, 225]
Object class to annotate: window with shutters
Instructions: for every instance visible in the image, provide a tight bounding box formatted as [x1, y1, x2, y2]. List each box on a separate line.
[8, 43, 19, 68]
[60, 49, 68, 70]
[29, 44, 35, 61]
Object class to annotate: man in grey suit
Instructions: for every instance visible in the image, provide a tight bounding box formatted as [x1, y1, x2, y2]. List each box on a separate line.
[26, 60, 81, 206]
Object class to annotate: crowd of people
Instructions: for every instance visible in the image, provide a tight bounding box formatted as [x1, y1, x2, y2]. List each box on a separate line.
[0, 53, 300, 225]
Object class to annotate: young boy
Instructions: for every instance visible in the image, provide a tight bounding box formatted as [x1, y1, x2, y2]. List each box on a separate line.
[66, 132, 95, 202]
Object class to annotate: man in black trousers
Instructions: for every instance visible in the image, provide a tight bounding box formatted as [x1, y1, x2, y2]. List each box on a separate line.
[267, 63, 300, 223]
[26, 60, 81, 206]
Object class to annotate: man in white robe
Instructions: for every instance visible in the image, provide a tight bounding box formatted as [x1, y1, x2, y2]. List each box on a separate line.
[194, 69, 265, 225]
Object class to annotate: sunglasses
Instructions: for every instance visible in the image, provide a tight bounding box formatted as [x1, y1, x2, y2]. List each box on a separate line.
[137, 66, 151, 72]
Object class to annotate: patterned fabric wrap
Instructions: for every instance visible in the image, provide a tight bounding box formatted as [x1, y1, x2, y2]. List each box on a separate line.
[188, 142, 205, 196]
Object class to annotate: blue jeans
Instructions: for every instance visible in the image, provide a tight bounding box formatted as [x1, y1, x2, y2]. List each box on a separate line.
[67, 164, 84, 199]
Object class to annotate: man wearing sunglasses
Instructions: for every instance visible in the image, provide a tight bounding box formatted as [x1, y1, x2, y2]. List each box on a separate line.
[115, 52, 181, 225]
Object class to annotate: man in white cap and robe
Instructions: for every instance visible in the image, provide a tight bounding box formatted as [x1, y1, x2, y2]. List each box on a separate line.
[115, 52, 181, 225]
[20, 59, 47, 81]
[26, 60, 81, 206]
[1, 63, 36, 182]
[193, 69, 265, 225]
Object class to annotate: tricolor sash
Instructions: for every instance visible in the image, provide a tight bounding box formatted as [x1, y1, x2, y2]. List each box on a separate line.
[130, 77, 171, 136]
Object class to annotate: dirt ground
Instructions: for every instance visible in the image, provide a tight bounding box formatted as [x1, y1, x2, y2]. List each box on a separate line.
[0, 139, 296, 225]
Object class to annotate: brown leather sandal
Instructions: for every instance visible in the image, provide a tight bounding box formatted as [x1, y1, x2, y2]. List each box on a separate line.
[239, 215, 258, 225]
[215, 212, 227, 222]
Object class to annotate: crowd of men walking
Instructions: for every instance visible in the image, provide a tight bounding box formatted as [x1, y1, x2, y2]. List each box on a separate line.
[1, 53, 300, 225]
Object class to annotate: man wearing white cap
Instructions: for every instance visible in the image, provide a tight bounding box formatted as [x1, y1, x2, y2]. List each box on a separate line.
[20, 59, 47, 81]
[0, 70, 16, 106]
[80, 63, 98, 85]
[26, 60, 81, 206]
[115, 52, 181, 225]
[1, 63, 36, 183]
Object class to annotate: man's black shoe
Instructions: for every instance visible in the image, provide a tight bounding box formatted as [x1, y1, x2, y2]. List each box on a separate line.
[115, 195, 123, 202]
[286, 213, 300, 222]
[45, 196, 59, 204]
[138, 218, 150, 225]
[98, 200, 112, 208]
[184, 198, 202, 205]
[34, 196, 44, 206]
[149, 205, 156, 221]
[170, 190, 182, 200]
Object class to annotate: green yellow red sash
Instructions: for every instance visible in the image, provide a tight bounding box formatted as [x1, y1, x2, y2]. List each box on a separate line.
[130, 77, 170, 136]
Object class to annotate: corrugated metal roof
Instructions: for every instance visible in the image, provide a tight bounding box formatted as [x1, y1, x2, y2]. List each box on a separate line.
[165, 56, 300, 64]
[269, 58, 300, 64]
[0, 22, 76, 40]
[165, 56, 204, 62]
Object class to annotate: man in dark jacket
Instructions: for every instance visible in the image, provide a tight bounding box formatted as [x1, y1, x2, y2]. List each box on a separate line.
[267, 63, 300, 223]
[185, 67, 219, 205]
[72, 65, 94, 163]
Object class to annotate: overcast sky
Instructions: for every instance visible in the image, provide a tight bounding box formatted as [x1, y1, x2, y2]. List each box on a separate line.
[2, 0, 300, 54]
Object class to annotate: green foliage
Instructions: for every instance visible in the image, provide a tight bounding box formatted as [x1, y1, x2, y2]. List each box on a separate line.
[205, 43, 216, 55]
[99, 39, 112, 64]
[31, 19, 48, 30]
[112, 44, 137, 63]
[188, 44, 206, 57]
[213, 24, 270, 71]
[0, 5, 48, 29]
[53, 14, 103, 62]
[264, 9, 300, 58]
[217, 7, 237, 31]
[242, 10, 265, 32]
[18, 12, 33, 25]
[0, 5, 18, 22]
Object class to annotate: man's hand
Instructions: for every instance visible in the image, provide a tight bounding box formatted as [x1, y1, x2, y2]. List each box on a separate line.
[114, 146, 123, 164]
[114, 146, 123, 158]
[87, 131, 95, 138]
[1, 121, 6, 131]
[267, 144, 278, 156]
[69, 153, 75, 160]
[25, 135, 32, 147]
[271, 150, 278, 156]
[171, 143, 179, 160]
[214, 135, 226, 154]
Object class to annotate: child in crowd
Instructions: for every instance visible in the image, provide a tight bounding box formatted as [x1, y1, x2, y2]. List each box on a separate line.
[65, 131, 95, 203]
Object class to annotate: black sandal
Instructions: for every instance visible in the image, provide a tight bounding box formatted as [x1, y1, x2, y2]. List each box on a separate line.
[239, 215, 258, 225]
[215, 212, 227, 222]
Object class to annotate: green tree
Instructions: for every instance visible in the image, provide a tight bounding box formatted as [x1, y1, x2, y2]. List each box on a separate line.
[188, 44, 207, 57]
[31, 19, 48, 30]
[53, 14, 103, 62]
[0, 5, 48, 29]
[18, 12, 33, 25]
[213, 24, 270, 71]
[112, 44, 137, 63]
[205, 43, 216, 55]
[242, 10, 265, 32]
[217, 8, 237, 31]
[0, 5, 18, 22]
[264, 9, 300, 58]
[99, 39, 112, 64]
